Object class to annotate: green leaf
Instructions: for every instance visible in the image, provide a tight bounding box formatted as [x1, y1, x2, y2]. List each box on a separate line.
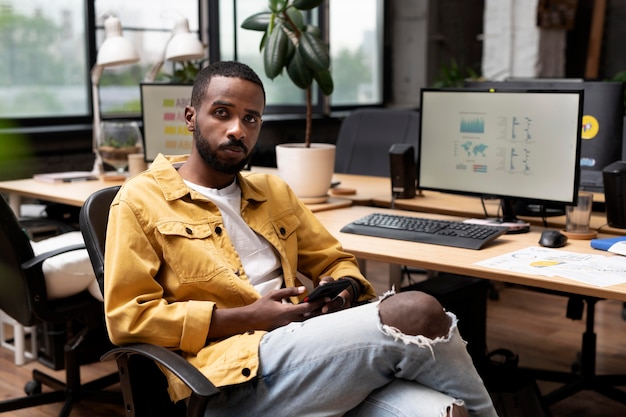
[292, 0, 325, 11]
[283, 7, 304, 32]
[263, 24, 289, 79]
[313, 69, 334, 96]
[287, 50, 314, 89]
[298, 31, 330, 72]
[269, 0, 288, 13]
[241, 12, 271, 31]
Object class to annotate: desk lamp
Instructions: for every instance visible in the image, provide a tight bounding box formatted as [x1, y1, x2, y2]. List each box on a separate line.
[91, 14, 140, 175]
[144, 15, 205, 82]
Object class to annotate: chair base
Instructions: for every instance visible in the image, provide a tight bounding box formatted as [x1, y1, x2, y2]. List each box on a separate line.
[0, 371, 121, 417]
[521, 297, 626, 407]
[0, 324, 122, 417]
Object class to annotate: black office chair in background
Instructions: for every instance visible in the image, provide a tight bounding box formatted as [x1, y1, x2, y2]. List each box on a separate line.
[334, 107, 420, 177]
[0, 194, 121, 417]
[79, 186, 220, 417]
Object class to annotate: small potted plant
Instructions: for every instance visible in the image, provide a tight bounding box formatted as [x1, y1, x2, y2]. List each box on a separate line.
[242, 0, 336, 201]
[97, 121, 143, 175]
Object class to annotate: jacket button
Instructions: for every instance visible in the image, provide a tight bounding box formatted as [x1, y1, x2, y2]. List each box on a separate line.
[185, 227, 192, 234]
[279, 227, 286, 235]
[215, 226, 222, 234]
[242, 368, 251, 377]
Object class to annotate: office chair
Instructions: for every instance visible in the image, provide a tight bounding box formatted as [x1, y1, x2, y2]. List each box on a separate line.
[334, 107, 420, 177]
[79, 186, 220, 417]
[0, 195, 121, 417]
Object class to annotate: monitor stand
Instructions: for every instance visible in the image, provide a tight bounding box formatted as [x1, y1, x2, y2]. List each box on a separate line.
[483, 199, 531, 234]
[513, 201, 566, 217]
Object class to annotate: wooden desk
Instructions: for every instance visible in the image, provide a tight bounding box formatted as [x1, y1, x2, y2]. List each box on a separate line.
[314, 205, 626, 302]
[252, 167, 619, 235]
[250, 166, 391, 205]
[0, 175, 350, 215]
[0, 177, 126, 214]
[371, 190, 622, 235]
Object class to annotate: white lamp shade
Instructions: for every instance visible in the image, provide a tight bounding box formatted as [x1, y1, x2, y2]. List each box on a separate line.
[96, 15, 140, 67]
[164, 17, 204, 62]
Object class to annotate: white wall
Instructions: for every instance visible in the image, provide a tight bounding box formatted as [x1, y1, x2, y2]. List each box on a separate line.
[481, 0, 566, 80]
[388, 0, 429, 108]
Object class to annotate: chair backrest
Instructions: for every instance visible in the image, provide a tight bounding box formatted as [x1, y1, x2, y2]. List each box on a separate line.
[0, 195, 42, 326]
[334, 108, 421, 176]
[79, 186, 120, 296]
[79, 186, 191, 417]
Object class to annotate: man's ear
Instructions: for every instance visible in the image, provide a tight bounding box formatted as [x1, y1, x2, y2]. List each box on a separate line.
[184, 106, 196, 131]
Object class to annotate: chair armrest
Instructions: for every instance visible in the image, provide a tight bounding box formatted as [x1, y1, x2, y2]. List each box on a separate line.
[102, 343, 220, 399]
[21, 243, 86, 270]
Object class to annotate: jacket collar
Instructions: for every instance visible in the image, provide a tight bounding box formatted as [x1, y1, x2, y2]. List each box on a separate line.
[151, 154, 267, 205]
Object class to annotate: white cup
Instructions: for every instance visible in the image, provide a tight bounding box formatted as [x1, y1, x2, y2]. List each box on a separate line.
[127, 153, 148, 177]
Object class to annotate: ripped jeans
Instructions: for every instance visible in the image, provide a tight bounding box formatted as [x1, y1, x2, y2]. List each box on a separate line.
[203, 294, 498, 417]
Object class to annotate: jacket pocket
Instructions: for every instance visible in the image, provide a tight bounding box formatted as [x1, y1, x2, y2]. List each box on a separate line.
[270, 212, 301, 241]
[157, 221, 230, 282]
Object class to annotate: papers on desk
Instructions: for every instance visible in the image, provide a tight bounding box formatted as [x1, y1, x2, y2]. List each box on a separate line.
[608, 241, 626, 256]
[33, 171, 98, 183]
[476, 246, 626, 287]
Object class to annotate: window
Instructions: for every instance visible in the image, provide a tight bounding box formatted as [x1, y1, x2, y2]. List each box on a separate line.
[0, 0, 89, 118]
[219, 0, 384, 112]
[1, 0, 382, 123]
[95, 0, 200, 117]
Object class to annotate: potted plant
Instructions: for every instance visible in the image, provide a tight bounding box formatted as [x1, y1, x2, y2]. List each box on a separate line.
[242, 0, 336, 201]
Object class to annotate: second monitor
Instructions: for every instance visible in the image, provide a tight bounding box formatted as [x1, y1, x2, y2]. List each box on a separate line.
[418, 88, 583, 230]
[465, 80, 624, 193]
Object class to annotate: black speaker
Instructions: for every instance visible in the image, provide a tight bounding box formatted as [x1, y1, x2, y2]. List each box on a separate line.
[603, 161, 626, 228]
[389, 144, 416, 199]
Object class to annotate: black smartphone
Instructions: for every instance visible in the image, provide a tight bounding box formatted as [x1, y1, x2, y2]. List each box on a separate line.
[300, 280, 350, 303]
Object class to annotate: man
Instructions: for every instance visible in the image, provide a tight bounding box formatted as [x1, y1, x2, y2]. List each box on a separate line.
[104, 61, 497, 417]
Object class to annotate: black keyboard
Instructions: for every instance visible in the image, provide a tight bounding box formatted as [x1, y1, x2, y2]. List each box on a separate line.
[340, 212, 508, 250]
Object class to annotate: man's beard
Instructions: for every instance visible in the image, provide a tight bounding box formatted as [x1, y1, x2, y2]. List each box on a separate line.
[194, 128, 252, 175]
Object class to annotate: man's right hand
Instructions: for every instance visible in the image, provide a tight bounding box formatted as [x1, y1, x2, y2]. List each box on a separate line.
[206, 286, 325, 342]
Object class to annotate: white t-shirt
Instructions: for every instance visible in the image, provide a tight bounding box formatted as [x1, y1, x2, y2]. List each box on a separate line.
[184, 179, 283, 295]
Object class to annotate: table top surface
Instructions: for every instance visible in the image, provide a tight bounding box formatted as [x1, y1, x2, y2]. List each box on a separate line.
[0, 172, 352, 213]
[2, 171, 624, 300]
[313, 205, 626, 302]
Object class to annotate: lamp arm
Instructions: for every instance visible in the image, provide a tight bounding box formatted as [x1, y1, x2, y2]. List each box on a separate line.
[144, 33, 175, 82]
[91, 65, 104, 175]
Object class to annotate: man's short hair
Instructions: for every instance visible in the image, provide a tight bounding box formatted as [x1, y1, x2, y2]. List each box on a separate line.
[191, 61, 266, 108]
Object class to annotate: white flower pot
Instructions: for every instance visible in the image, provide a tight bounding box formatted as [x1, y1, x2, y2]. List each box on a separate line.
[275, 143, 336, 202]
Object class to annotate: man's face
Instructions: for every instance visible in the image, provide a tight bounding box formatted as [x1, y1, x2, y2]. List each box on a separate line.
[186, 76, 264, 174]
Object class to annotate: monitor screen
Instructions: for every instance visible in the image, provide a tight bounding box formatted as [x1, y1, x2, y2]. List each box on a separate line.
[140, 83, 193, 162]
[418, 88, 583, 228]
[464, 80, 624, 193]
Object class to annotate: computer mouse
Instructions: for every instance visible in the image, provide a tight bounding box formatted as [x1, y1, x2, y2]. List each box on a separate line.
[538, 230, 568, 248]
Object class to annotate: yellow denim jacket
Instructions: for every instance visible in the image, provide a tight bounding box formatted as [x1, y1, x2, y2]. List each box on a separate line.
[104, 154, 376, 402]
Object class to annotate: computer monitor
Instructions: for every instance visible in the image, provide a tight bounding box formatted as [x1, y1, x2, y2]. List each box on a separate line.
[465, 80, 625, 193]
[140, 83, 193, 162]
[418, 88, 583, 232]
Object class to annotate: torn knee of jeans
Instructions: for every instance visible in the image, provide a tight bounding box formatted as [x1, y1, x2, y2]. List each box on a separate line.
[443, 399, 466, 417]
[377, 301, 459, 358]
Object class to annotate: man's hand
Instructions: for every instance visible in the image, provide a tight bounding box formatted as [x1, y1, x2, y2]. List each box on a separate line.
[317, 276, 354, 315]
[208, 286, 324, 341]
[247, 286, 326, 330]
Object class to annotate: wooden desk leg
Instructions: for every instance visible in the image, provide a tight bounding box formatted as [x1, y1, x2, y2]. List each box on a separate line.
[7, 193, 21, 216]
[389, 264, 403, 290]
